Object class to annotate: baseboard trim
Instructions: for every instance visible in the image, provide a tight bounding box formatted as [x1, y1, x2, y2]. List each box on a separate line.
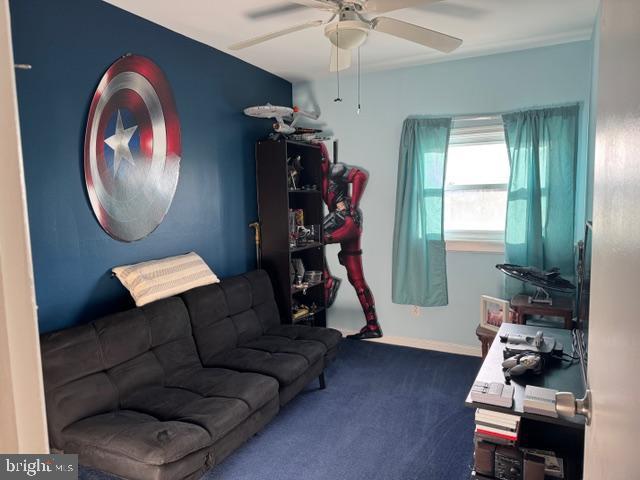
[338, 329, 482, 357]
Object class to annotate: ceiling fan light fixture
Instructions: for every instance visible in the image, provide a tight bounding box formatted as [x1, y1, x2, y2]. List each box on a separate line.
[324, 21, 370, 49]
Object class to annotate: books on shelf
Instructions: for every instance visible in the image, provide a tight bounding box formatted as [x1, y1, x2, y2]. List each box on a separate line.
[473, 409, 566, 479]
[474, 428, 517, 446]
[475, 409, 520, 431]
[474, 409, 520, 446]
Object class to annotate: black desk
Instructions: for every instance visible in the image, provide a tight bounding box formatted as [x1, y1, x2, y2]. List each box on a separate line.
[465, 324, 586, 479]
[466, 323, 585, 428]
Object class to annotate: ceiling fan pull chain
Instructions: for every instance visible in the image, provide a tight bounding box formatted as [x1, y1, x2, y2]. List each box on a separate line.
[334, 27, 342, 102]
[357, 46, 361, 115]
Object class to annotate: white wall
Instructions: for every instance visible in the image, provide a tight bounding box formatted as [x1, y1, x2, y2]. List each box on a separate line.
[293, 41, 593, 350]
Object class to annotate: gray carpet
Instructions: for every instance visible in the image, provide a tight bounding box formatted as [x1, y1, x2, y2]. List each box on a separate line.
[80, 340, 481, 480]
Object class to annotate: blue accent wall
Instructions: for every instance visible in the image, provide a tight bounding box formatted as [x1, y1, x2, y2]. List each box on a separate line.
[9, 0, 291, 333]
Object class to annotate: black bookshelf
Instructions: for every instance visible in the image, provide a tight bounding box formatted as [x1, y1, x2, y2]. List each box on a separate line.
[256, 139, 327, 327]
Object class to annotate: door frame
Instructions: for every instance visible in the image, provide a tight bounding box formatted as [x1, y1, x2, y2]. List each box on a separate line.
[0, 0, 48, 454]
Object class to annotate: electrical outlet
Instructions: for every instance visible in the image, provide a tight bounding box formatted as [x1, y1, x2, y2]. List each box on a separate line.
[411, 305, 420, 317]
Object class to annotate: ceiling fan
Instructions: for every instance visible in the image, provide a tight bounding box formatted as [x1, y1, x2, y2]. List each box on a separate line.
[229, 0, 463, 72]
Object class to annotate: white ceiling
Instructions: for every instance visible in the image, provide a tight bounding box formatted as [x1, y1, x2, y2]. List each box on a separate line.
[104, 0, 599, 83]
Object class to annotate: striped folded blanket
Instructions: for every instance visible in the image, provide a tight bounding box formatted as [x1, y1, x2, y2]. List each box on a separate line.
[113, 252, 219, 306]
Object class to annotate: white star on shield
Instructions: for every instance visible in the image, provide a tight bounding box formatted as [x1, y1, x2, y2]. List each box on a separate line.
[104, 109, 138, 177]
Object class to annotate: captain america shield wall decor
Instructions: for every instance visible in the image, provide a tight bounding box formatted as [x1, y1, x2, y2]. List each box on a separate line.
[84, 54, 181, 242]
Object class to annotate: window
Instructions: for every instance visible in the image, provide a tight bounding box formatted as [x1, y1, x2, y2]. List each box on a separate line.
[444, 115, 510, 251]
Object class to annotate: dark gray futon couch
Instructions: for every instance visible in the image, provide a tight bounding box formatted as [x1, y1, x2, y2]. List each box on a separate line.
[40, 270, 341, 480]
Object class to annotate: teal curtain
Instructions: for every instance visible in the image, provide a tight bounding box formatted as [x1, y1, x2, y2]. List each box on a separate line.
[502, 105, 579, 297]
[392, 117, 452, 307]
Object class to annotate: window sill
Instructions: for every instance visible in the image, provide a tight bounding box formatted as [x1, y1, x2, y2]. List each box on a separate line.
[445, 240, 504, 253]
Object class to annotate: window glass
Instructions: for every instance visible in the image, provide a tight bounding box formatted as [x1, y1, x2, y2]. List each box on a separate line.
[446, 143, 510, 187]
[443, 117, 510, 241]
[444, 188, 508, 232]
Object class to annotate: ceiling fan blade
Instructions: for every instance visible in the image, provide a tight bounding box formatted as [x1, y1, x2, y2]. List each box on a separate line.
[286, 0, 338, 11]
[246, 4, 308, 20]
[372, 17, 462, 53]
[329, 45, 352, 72]
[363, 0, 443, 14]
[229, 20, 324, 50]
[246, 0, 336, 19]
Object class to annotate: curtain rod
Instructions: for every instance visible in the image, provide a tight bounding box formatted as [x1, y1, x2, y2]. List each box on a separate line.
[406, 101, 583, 122]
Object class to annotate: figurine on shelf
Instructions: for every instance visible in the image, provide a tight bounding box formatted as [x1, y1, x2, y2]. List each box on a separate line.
[297, 225, 312, 245]
[318, 141, 382, 340]
[289, 209, 306, 247]
[288, 210, 298, 248]
[292, 258, 305, 287]
[287, 155, 303, 189]
[243, 104, 319, 140]
[292, 299, 311, 321]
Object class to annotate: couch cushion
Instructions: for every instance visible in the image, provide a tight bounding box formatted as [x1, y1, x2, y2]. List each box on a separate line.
[243, 270, 280, 332]
[219, 275, 252, 316]
[40, 324, 119, 449]
[122, 386, 253, 444]
[62, 410, 211, 466]
[167, 368, 278, 411]
[96, 298, 200, 402]
[266, 324, 343, 352]
[185, 270, 342, 388]
[207, 348, 311, 385]
[241, 336, 325, 366]
[144, 297, 204, 375]
[181, 271, 286, 365]
[93, 308, 149, 368]
[181, 283, 238, 360]
[41, 324, 105, 390]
